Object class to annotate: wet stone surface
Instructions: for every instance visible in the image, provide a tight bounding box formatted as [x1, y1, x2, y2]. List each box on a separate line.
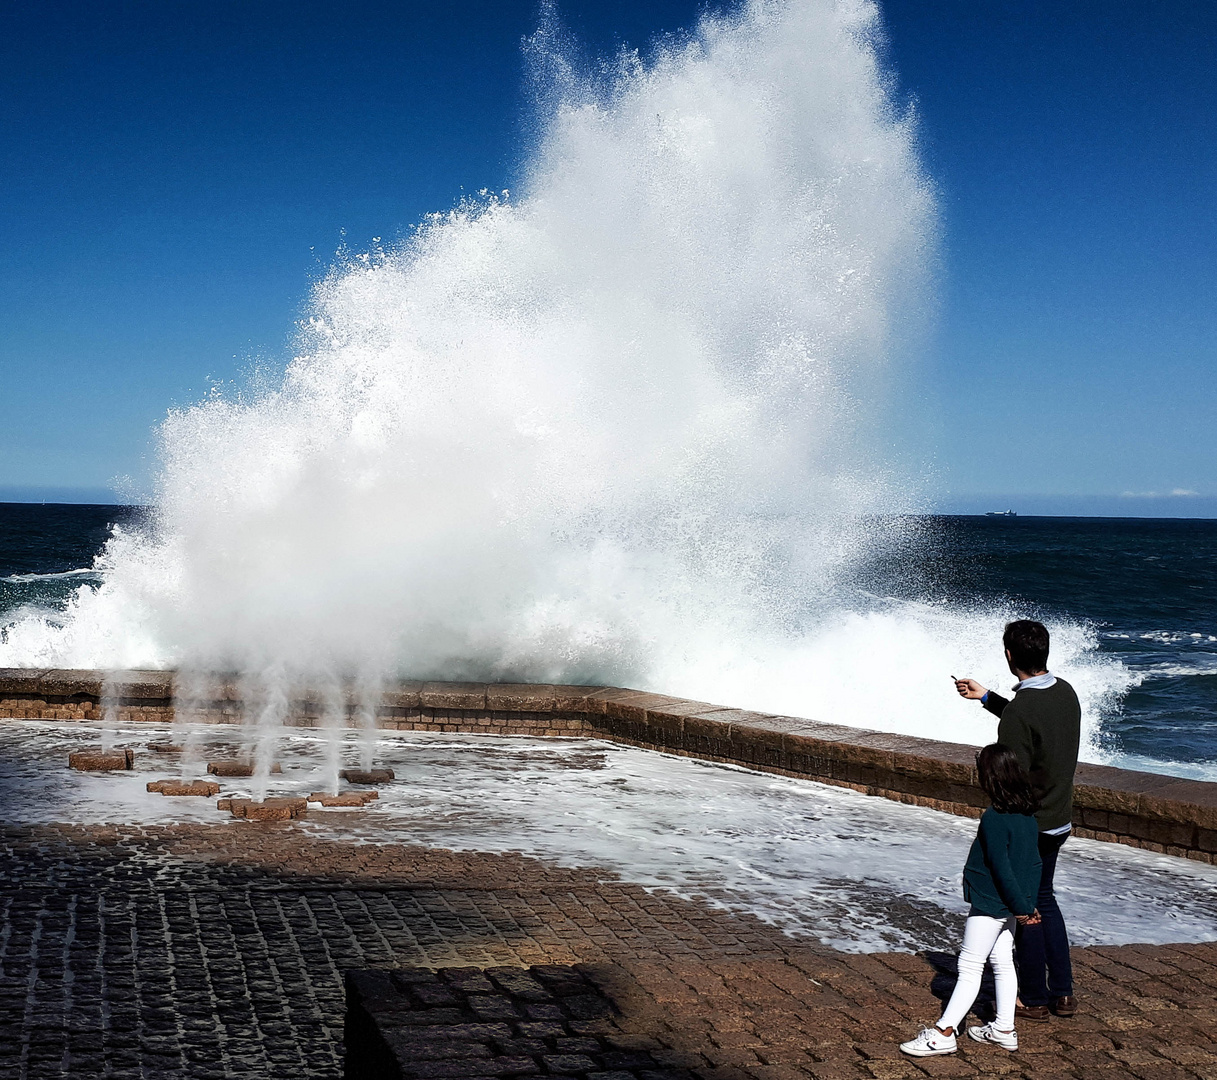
[67, 748, 134, 771]
[2, 822, 1217, 1080]
[345, 963, 678, 1080]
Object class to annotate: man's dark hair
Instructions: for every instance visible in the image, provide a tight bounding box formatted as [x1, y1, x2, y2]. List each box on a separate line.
[1004, 619, 1049, 673]
[977, 743, 1040, 815]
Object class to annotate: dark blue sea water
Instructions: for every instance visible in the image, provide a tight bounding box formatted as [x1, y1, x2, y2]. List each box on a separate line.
[905, 516, 1217, 774]
[1, 504, 1214, 775]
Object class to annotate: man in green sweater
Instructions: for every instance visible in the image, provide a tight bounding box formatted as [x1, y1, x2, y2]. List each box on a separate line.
[954, 619, 1081, 1020]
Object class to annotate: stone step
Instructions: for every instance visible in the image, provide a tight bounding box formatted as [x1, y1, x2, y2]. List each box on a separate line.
[216, 796, 308, 820]
[68, 748, 134, 771]
[341, 767, 396, 784]
[308, 790, 380, 807]
[206, 759, 282, 777]
[146, 779, 221, 796]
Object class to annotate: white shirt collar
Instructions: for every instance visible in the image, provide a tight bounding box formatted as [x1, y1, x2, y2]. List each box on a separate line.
[1014, 672, 1057, 691]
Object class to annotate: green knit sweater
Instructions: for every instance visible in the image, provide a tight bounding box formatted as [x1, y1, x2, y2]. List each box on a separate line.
[984, 678, 1082, 832]
[962, 807, 1042, 919]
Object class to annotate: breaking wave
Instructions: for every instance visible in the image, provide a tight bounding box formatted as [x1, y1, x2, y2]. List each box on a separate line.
[0, 0, 1136, 761]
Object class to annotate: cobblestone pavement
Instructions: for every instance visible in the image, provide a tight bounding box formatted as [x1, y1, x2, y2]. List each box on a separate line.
[343, 962, 676, 1080]
[1, 823, 1215, 1080]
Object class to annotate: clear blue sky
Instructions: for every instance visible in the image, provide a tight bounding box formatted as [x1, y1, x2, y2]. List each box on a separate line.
[2, 0, 1214, 515]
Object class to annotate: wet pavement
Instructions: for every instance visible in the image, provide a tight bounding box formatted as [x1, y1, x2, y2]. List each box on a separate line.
[2, 722, 1216, 953]
[2, 720, 1217, 1079]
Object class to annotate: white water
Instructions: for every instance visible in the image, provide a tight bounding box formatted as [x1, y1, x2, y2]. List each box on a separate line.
[0, 0, 1135, 757]
[5, 723, 1215, 952]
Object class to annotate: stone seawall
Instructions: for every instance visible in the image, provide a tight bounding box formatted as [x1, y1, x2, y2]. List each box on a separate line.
[2, 668, 1215, 864]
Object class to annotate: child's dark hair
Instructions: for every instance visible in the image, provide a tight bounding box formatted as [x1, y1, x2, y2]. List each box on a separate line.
[976, 743, 1040, 815]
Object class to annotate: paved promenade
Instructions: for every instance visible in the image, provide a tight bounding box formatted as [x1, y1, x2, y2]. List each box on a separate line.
[1, 822, 1215, 1080]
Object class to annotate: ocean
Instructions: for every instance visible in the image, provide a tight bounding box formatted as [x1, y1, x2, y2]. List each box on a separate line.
[891, 515, 1217, 775]
[1, 503, 1213, 779]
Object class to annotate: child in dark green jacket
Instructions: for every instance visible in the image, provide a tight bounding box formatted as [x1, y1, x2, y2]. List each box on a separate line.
[900, 744, 1042, 1057]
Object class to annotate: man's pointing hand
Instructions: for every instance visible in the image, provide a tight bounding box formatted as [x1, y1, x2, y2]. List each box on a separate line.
[952, 676, 988, 700]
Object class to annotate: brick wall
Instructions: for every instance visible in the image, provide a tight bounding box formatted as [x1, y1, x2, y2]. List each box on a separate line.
[2, 668, 1214, 863]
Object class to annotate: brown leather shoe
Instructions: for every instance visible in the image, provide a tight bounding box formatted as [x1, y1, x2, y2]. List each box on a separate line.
[1050, 995, 1077, 1017]
[1015, 1002, 1051, 1022]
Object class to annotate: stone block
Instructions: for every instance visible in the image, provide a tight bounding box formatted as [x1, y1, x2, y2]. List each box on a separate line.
[888, 740, 978, 785]
[146, 779, 220, 796]
[678, 710, 735, 758]
[638, 708, 684, 749]
[206, 678, 243, 701]
[69, 748, 134, 771]
[832, 752, 881, 787]
[1108, 812, 1132, 835]
[545, 685, 607, 713]
[757, 713, 868, 746]
[420, 683, 489, 711]
[221, 797, 307, 820]
[40, 669, 105, 697]
[827, 732, 903, 774]
[308, 790, 379, 807]
[485, 684, 562, 713]
[1074, 764, 1168, 815]
[1147, 819, 1197, 848]
[727, 722, 784, 769]
[1137, 781, 1217, 831]
[781, 733, 835, 779]
[1078, 807, 1110, 830]
[207, 760, 281, 777]
[597, 689, 676, 725]
[381, 681, 424, 710]
[0, 668, 48, 694]
[596, 711, 650, 746]
[1129, 816, 1155, 841]
[341, 768, 395, 784]
[108, 670, 175, 700]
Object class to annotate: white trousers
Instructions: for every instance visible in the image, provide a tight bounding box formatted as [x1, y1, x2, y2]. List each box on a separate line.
[938, 913, 1018, 1032]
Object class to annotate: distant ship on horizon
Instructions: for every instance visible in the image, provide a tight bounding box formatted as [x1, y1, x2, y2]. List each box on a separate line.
[985, 509, 1018, 517]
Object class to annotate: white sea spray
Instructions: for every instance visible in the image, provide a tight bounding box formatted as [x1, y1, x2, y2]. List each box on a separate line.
[5, 723, 1215, 951]
[0, 0, 1136, 760]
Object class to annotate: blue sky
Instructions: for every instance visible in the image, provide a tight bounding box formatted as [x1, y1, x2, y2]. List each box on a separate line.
[1, 0, 1214, 515]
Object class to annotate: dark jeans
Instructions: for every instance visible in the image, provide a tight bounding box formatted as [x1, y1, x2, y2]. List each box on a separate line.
[1015, 830, 1073, 1005]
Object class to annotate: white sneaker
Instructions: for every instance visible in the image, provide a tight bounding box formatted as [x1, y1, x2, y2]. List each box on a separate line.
[968, 1022, 1018, 1051]
[899, 1027, 957, 1056]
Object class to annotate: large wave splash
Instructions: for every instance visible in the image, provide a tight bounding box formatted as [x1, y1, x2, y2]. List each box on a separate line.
[0, 0, 1134, 756]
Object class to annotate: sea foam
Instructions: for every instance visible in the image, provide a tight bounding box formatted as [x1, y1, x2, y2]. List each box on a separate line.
[0, 0, 1135, 760]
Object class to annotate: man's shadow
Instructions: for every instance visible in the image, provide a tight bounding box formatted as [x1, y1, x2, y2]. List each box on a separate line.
[923, 951, 998, 1023]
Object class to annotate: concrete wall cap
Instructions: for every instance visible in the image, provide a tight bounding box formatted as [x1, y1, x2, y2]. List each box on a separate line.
[108, 670, 175, 699]
[687, 708, 770, 728]
[0, 668, 50, 694]
[39, 669, 106, 696]
[1076, 765, 1195, 798]
[589, 688, 673, 706]
[380, 682, 424, 709]
[830, 731, 932, 752]
[419, 682, 489, 709]
[596, 689, 691, 723]
[1135, 781, 1217, 830]
[484, 684, 601, 713]
[642, 700, 733, 720]
[762, 715, 867, 740]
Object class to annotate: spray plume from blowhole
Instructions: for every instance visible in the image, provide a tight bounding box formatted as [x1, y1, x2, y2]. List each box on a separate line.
[0, 0, 1134, 763]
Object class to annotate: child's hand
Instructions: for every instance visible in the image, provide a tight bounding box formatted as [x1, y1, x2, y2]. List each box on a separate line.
[1016, 909, 1042, 925]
